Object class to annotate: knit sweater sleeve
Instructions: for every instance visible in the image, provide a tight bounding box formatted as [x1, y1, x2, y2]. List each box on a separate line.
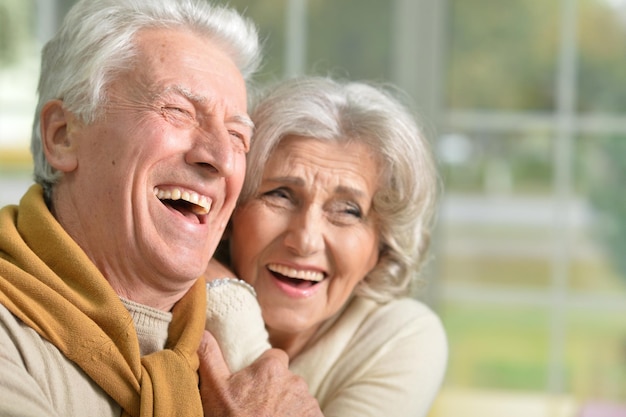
[205, 279, 271, 372]
[291, 297, 448, 417]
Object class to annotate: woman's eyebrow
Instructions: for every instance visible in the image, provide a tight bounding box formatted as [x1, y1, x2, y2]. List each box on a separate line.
[264, 177, 365, 197]
[335, 185, 366, 199]
[265, 176, 304, 186]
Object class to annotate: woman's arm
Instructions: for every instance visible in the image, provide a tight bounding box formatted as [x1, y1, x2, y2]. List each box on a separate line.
[204, 259, 271, 372]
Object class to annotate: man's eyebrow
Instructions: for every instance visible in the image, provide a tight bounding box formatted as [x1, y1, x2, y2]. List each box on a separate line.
[165, 85, 254, 129]
[229, 114, 254, 130]
[163, 85, 207, 104]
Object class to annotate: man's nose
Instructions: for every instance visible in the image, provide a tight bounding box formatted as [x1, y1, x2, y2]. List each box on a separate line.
[185, 123, 236, 177]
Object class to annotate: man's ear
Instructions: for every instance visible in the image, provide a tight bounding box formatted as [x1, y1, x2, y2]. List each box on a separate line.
[40, 100, 79, 173]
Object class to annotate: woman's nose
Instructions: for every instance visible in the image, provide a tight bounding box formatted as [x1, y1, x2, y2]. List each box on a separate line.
[283, 209, 324, 256]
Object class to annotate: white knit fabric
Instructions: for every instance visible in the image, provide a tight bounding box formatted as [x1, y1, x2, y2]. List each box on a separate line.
[205, 279, 271, 372]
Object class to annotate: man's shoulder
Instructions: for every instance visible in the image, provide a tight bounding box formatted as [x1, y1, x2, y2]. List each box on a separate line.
[0, 304, 121, 417]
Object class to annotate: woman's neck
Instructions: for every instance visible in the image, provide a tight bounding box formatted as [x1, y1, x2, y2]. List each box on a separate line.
[268, 325, 320, 359]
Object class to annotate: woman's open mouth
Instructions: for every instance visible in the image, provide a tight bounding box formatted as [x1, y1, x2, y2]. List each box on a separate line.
[267, 263, 325, 288]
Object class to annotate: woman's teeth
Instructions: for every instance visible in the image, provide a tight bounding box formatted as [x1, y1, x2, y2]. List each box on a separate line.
[268, 263, 324, 282]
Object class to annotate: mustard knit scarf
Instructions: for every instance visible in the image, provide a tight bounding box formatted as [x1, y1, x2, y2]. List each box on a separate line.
[0, 185, 206, 417]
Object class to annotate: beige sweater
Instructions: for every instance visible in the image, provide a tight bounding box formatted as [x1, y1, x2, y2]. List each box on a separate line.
[291, 296, 447, 417]
[0, 298, 170, 417]
[207, 281, 448, 417]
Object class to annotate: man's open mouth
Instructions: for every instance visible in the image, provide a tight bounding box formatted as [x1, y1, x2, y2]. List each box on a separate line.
[154, 186, 212, 222]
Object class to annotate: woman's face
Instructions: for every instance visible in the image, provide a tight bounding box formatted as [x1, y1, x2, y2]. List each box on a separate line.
[229, 135, 381, 355]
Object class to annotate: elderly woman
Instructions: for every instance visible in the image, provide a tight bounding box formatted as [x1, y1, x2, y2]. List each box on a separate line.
[205, 76, 448, 417]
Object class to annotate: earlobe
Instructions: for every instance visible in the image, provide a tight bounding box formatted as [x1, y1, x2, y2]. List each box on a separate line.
[41, 100, 79, 173]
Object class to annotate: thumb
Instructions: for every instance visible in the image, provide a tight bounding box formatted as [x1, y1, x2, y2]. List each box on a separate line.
[198, 330, 231, 383]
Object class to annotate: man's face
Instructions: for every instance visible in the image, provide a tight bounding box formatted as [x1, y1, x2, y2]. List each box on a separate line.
[53, 28, 250, 300]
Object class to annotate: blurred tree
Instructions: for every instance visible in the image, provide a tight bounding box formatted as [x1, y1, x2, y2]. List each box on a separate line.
[220, 0, 393, 82]
[589, 135, 626, 280]
[577, 0, 626, 113]
[0, 0, 33, 67]
[446, 0, 559, 111]
[578, 0, 626, 282]
[216, 0, 288, 81]
[306, 0, 392, 81]
[0, 3, 10, 65]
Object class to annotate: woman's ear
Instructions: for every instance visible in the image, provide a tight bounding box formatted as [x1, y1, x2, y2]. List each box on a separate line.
[40, 100, 79, 173]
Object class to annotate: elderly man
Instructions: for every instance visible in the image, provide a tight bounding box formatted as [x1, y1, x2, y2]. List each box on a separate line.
[0, 1, 320, 416]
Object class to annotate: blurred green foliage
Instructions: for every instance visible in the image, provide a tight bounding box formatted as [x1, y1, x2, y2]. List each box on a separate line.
[588, 135, 626, 279]
[444, 303, 626, 398]
[447, 0, 559, 111]
[0, 0, 32, 66]
[447, 0, 626, 113]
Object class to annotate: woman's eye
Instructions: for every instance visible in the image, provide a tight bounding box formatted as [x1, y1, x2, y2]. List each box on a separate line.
[344, 204, 363, 218]
[259, 187, 295, 210]
[328, 201, 364, 225]
[339, 202, 363, 219]
[266, 187, 291, 199]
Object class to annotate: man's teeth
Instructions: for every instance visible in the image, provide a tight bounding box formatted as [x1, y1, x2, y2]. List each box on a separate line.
[268, 263, 324, 282]
[153, 187, 212, 215]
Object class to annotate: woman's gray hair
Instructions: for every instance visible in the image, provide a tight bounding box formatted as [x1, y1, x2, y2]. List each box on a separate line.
[244, 77, 439, 303]
[31, 0, 260, 200]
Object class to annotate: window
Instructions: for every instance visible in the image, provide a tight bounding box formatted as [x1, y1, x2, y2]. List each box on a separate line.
[221, 0, 626, 413]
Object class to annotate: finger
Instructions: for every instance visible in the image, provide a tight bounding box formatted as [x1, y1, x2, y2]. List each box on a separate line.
[254, 347, 290, 369]
[198, 330, 231, 382]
